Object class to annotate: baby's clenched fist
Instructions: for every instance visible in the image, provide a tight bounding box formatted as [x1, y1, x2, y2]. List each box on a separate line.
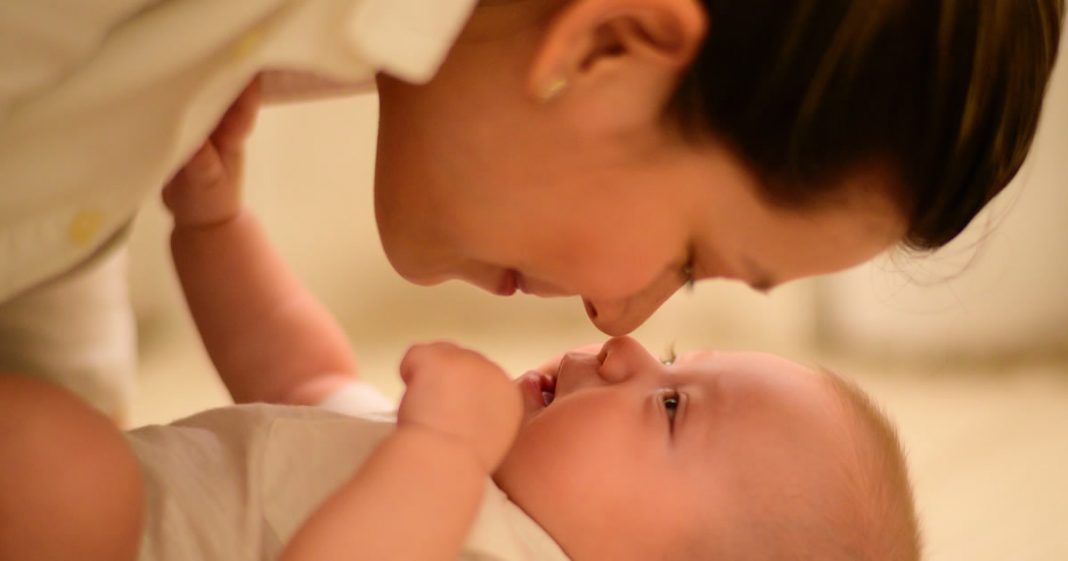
[397, 341, 522, 473]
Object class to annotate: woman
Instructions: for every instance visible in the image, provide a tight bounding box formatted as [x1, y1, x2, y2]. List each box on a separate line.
[2, 0, 1062, 331]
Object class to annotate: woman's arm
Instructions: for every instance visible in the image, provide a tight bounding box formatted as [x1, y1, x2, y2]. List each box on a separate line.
[165, 81, 356, 405]
[281, 342, 523, 561]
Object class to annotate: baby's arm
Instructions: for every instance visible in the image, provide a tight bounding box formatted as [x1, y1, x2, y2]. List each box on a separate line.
[164, 81, 355, 405]
[281, 343, 523, 561]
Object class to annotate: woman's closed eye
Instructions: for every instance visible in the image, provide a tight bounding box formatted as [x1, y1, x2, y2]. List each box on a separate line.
[681, 259, 696, 292]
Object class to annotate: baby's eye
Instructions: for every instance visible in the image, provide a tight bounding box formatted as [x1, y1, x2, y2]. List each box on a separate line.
[662, 390, 681, 423]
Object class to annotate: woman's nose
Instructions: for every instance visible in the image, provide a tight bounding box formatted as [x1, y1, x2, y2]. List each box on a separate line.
[583, 284, 678, 336]
[596, 336, 660, 384]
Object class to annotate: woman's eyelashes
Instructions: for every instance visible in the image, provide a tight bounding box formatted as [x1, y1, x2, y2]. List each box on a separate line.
[660, 343, 677, 366]
[681, 260, 696, 291]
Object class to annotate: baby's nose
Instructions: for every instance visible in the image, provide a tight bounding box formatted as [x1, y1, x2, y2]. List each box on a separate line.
[596, 336, 658, 384]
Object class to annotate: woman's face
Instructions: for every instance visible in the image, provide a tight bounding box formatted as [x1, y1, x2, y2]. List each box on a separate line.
[372, 1, 906, 335]
[375, 128, 904, 335]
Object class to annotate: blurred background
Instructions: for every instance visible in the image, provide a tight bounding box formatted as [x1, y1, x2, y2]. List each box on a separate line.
[126, 43, 1068, 561]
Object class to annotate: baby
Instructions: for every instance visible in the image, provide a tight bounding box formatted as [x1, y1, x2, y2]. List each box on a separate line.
[0, 90, 920, 561]
[125, 337, 922, 561]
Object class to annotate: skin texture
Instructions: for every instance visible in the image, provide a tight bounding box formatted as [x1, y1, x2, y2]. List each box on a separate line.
[0, 376, 143, 561]
[374, 0, 907, 335]
[495, 336, 856, 561]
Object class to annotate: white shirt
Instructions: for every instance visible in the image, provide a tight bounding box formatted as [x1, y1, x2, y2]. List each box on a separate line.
[0, 0, 477, 301]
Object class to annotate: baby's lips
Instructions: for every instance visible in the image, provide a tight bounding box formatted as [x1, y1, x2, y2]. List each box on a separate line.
[516, 370, 552, 417]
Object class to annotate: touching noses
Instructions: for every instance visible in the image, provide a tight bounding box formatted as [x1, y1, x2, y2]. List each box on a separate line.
[595, 336, 660, 384]
[583, 273, 684, 336]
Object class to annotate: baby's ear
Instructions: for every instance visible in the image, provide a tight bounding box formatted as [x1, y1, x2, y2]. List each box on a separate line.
[526, 0, 707, 132]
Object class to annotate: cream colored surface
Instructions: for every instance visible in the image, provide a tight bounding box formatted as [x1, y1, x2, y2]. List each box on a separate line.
[128, 90, 1068, 561]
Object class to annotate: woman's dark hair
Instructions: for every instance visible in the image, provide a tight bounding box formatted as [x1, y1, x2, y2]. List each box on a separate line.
[669, 0, 1064, 249]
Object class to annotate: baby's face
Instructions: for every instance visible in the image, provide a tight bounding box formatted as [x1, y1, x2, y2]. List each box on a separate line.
[494, 336, 854, 561]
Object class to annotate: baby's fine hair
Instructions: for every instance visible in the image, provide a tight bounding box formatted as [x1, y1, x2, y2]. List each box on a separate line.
[819, 371, 922, 561]
[680, 370, 921, 561]
[670, 0, 1064, 250]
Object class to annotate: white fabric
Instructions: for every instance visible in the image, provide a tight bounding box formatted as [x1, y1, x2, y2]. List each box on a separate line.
[316, 380, 397, 417]
[127, 404, 570, 561]
[0, 249, 136, 421]
[0, 0, 477, 301]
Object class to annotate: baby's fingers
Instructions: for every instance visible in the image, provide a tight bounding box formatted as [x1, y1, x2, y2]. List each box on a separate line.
[181, 142, 225, 186]
[211, 78, 261, 155]
[162, 142, 223, 204]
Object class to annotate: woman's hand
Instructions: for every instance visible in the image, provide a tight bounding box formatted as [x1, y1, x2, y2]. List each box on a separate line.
[397, 342, 522, 473]
[162, 78, 260, 228]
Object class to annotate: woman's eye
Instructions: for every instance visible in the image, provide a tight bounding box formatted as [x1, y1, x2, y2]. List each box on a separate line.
[681, 261, 696, 291]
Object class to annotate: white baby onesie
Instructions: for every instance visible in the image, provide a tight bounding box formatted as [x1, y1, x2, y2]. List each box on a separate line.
[127, 404, 569, 561]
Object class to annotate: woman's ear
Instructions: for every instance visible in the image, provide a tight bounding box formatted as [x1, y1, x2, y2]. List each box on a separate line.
[527, 0, 707, 129]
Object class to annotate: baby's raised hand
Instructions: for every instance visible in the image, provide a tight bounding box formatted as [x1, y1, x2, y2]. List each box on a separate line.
[163, 79, 260, 228]
[397, 342, 522, 473]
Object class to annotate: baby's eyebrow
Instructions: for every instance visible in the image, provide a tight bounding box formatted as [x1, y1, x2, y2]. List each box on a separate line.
[660, 342, 677, 365]
[687, 373, 729, 444]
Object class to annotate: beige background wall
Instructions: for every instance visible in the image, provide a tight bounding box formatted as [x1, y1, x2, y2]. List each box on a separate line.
[126, 42, 1068, 561]
[817, 44, 1068, 358]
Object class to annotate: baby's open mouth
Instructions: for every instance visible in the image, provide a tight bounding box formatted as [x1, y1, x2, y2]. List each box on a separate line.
[540, 374, 557, 407]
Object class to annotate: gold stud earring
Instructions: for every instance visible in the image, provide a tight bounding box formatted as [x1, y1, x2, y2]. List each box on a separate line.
[538, 76, 569, 103]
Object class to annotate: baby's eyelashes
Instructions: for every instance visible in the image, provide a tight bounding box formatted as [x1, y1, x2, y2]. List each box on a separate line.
[659, 389, 683, 431]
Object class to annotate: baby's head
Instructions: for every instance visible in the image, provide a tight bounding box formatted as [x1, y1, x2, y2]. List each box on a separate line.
[494, 336, 920, 561]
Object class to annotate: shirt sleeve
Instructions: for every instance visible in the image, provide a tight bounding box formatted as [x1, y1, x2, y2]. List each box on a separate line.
[0, 0, 163, 122]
